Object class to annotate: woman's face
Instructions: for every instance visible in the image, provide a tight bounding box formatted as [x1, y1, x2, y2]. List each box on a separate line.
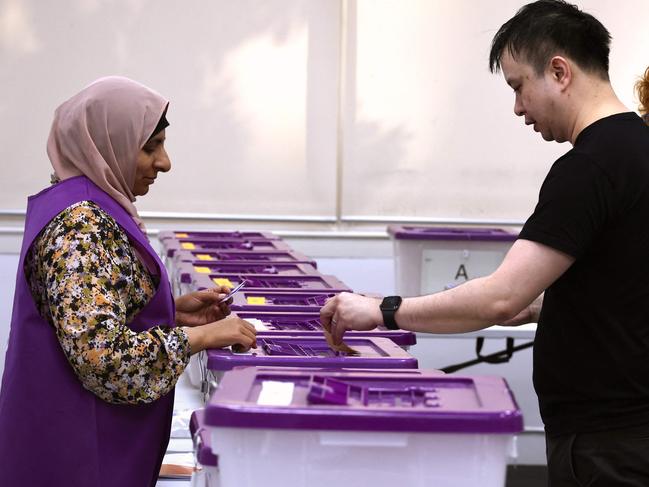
[132, 130, 171, 196]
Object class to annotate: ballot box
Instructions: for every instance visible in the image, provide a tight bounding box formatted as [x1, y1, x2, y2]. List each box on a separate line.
[229, 290, 339, 313]
[234, 311, 416, 349]
[204, 335, 417, 387]
[183, 272, 350, 296]
[164, 238, 292, 262]
[159, 230, 280, 242]
[160, 231, 282, 265]
[170, 249, 317, 267]
[185, 290, 348, 390]
[204, 367, 522, 487]
[171, 261, 320, 297]
[388, 225, 517, 296]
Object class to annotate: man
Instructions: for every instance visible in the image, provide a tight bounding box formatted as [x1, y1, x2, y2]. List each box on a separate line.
[320, 1, 649, 485]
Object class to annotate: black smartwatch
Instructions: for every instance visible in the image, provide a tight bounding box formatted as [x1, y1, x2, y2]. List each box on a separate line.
[380, 296, 403, 330]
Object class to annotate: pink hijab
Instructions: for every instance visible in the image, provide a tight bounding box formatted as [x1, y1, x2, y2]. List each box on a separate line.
[47, 76, 168, 230]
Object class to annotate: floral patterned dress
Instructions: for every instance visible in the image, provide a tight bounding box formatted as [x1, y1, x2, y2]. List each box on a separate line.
[24, 200, 190, 405]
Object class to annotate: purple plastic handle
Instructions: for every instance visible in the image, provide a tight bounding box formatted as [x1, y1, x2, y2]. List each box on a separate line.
[307, 376, 364, 405]
[306, 376, 442, 407]
[189, 409, 218, 467]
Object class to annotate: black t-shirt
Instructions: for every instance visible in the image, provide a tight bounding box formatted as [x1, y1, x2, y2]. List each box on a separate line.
[519, 112, 649, 436]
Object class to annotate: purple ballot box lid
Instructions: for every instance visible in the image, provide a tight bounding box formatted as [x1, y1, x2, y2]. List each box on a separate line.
[176, 262, 320, 284]
[189, 273, 351, 293]
[171, 249, 318, 268]
[189, 409, 218, 467]
[205, 336, 417, 372]
[230, 290, 338, 312]
[205, 367, 523, 434]
[234, 311, 416, 347]
[164, 238, 291, 257]
[387, 225, 517, 242]
[237, 366, 440, 376]
[159, 230, 280, 241]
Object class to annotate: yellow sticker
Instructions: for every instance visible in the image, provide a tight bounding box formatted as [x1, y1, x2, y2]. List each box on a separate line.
[196, 254, 213, 261]
[194, 266, 211, 274]
[181, 242, 195, 250]
[175, 233, 189, 238]
[213, 278, 234, 288]
[247, 297, 266, 305]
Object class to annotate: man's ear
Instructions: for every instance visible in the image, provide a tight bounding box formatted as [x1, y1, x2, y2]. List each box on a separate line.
[548, 56, 572, 90]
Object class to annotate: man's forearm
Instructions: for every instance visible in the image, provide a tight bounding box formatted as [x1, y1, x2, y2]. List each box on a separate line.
[392, 240, 572, 334]
[395, 275, 520, 334]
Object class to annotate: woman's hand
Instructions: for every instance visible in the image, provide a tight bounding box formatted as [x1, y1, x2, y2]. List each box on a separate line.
[175, 286, 232, 327]
[183, 316, 257, 354]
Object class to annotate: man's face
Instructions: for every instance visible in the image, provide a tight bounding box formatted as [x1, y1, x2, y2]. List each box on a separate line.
[501, 51, 566, 143]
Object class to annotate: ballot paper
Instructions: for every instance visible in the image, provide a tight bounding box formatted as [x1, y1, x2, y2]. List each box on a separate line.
[218, 280, 247, 303]
[323, 328, 359, 356]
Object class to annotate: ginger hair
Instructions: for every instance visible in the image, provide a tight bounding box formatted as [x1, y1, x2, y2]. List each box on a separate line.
[636, 66, 649, 116]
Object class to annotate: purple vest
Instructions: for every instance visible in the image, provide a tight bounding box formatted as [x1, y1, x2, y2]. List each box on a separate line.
[0, 176, 177, 487]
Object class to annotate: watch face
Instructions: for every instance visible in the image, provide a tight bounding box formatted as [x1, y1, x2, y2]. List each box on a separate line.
[381, 295, 402, 311]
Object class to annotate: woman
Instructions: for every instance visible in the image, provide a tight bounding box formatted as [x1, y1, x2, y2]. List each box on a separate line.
[638, 66, 649, 125]
[0, 77, 257, 487]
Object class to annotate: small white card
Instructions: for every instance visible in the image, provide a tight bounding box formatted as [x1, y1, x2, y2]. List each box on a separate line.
[246, 318, 270, 331]
[257, 381, 295, 406]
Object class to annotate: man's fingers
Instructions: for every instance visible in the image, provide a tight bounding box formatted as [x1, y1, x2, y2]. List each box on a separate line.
[331, 317, 346, 345]
[319, 296, 337, 331]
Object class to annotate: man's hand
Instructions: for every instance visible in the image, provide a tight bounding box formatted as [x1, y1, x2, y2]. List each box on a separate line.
[175, 286, 231, 327]
[320, 292, 383, 345]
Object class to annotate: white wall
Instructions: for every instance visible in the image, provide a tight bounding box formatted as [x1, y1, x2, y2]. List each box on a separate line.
[2, 0, 648, 223]
[340, 0, 649, 220]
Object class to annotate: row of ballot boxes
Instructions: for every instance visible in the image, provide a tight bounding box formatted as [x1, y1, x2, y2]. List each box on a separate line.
[159, 229, 422, 394]
[159, 228, 522, 487]
[162, 226, 519, 298]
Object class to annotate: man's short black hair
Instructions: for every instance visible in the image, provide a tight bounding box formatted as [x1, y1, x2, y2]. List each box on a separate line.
[489, 0, 611, 80]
